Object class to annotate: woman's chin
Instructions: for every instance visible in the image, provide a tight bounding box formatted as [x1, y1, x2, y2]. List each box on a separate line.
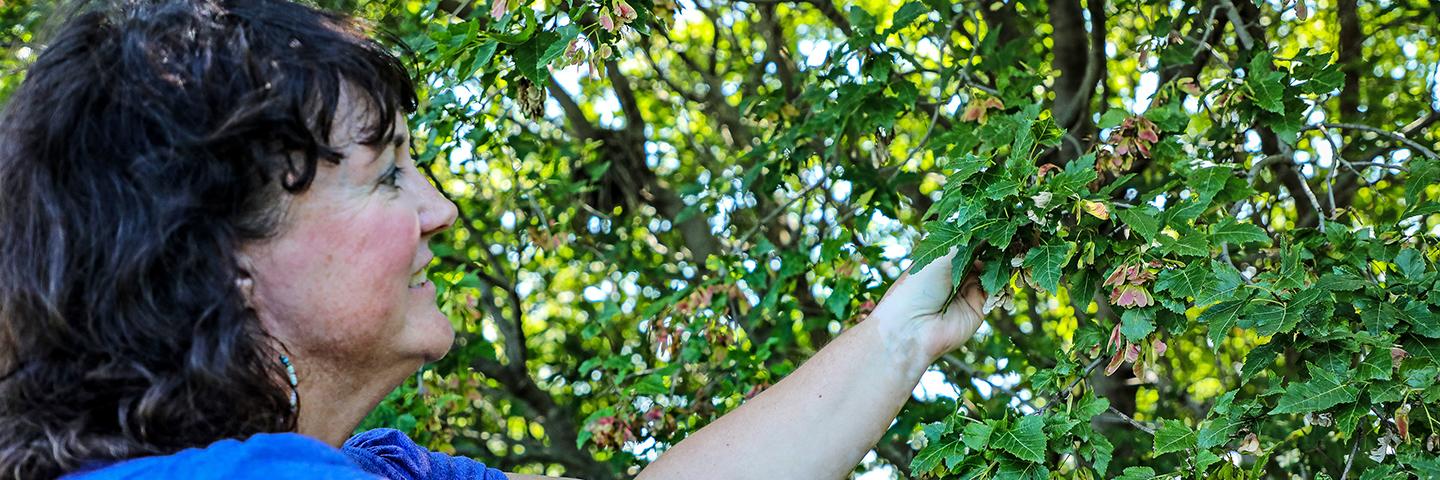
[414, 307, 456, 363]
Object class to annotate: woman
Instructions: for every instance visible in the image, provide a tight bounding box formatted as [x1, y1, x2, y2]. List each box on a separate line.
[0, 1, 987, 479]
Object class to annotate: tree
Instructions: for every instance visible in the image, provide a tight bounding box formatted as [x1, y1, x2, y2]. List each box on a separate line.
[3, 0, 1438, 478]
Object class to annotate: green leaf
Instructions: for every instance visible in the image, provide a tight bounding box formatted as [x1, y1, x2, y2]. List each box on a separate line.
[984, 178, 1021, 199]
[1200, 260, 1247, 305]
[1408, 301, 1440, 338]
[1023, 241, 1075, 294]
[1098, 110, 1127, 129]
[1358, 349, 1395, 381]
[994, 456, 1049, 480]
[1116, 206, 1161, 242]
[1395, 248, 1426, 279]
[1403, 201, 1440, 219]
[1200, 299, 1246, 346]
[909, 438, 965, 475]
[1211, 219, 1271, 247]
[1408, 159, 1440, 205]
[459, 40, 499, 80]
[1188, 166, 1231, 204]
[950, 242, 980, 289]
[1357, 465, 1396, 480]
[1245, 302, 1301, 337]
[631, 373, 668, 395]
[1158, 233, 1209, 257]
[1317, 271, 1367, 291]
[961, 421, 993, 451]
[1269, 363, 1360, 414]
[1363, 300, 1406, 333]
[945, 154, 991, 184]
[1074, 391, 1110, 419]
[976, 218, 1020, 249]
[980, 259, 1012, 298]
[909, 221, 969, 274]
[1197, 415, 1244, 449]
[542, 25, 579, 59]
[1240, 341, 1282, 384]
[510, 25, 575, 84]
[1047, 154, 1098, 197]
[1246, 54, 1286, 114]
[1121, 308, 1156, 342]
[1404, 452, 1440, 477]
[826, 278, 854, 318]
[1152, 419, 1196, 456]
[886, 2, 928, 35]
[991, 416, 1047, 463]
[1084, 434, 1114, 474]
[1114, 466, 1158, 480]
[1155, 262, 1216, 299]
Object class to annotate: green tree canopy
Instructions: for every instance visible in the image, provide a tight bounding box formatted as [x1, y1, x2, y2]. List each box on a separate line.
[4, 0, 1439, 478]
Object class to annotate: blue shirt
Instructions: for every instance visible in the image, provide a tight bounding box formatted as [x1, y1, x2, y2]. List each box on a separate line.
[62, 429, 508, 480]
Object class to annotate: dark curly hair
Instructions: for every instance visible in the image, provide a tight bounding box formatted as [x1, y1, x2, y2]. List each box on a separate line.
[0, 0, 417, 478]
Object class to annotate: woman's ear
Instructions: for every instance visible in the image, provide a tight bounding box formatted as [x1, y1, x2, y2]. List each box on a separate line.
[235, 253, 257, 309]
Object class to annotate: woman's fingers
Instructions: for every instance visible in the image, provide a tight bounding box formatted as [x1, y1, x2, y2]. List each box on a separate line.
[959, 276, 985, 315]
[880, 246, 959, 306]
[963, 260, 986, 313]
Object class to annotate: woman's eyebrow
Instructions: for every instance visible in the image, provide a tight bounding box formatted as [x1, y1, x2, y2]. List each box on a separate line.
[362, 131, 409, 165]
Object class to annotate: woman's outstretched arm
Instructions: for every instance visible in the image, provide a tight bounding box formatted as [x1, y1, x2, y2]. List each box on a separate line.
[634, 248, 986, 480]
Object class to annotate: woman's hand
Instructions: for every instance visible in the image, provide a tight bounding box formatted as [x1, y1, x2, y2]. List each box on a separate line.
[868, 246, 987, 365]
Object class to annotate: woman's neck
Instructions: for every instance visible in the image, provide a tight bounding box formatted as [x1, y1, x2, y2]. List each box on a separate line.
[292, 356, 419, 447]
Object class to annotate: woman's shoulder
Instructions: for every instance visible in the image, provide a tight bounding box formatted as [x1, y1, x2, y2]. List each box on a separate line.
[63, 433, 377, 480]
[341, 428, 508, 480]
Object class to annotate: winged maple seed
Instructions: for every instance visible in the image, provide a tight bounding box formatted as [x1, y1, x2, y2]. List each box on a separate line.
[1103, 262, 1158, 308]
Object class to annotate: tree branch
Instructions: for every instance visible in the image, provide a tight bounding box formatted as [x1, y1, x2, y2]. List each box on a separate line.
[1339, 425, 1365, 480]
[1219, 0, 1254, 50]
[1106, 405, 1157, 434]
[1309, 122, 1440, 161]
[1038, 356, 1107, 413]
[545, 79, 599, 139]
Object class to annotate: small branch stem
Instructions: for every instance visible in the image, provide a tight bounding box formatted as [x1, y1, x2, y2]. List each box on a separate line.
[1106, 405, 1157, 434]
[1038, 356, 1106, 413]
[1309, 122, 1440, 161]
[1339, 426, 1365, 480]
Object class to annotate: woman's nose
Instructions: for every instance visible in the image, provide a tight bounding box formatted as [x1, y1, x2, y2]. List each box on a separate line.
[418, 172, 459, 238]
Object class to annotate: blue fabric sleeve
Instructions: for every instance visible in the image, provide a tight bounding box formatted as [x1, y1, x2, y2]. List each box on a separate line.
[62, 433, 377, 480]
[341, 428, 507, 480]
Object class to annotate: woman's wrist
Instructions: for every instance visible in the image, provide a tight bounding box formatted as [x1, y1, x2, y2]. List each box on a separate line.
[864, 312, 942, 379]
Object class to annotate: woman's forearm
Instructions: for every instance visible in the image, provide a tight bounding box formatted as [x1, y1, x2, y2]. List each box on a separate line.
[634, 315, 936, 480]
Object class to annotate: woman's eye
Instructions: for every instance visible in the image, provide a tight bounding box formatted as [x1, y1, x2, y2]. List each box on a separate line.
[381, 164, 402, 188]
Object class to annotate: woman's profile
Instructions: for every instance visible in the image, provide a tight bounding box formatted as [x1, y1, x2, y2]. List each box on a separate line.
[0, 1, 987, 479]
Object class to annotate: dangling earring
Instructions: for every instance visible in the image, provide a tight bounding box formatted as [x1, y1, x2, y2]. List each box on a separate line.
[237, 277, 256, 310]
[279, 354, 299, 411]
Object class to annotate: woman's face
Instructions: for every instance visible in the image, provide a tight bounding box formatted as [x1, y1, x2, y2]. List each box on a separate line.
[241, 89, 458, 377]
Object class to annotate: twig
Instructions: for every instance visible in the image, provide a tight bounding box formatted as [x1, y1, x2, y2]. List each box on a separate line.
[940, 354, 1041, 411]
[1220, 242, 1240, 271]
[902, 10, 966, 164]
[1291, 161, 1327, 232]
[1309, 122, 1440, 161]
[1339, 425, 1365, 480]
[1343, 161, 1409, 172]
[1320, 125, 1341, 218]
[1106, 405, 1157, 434]
[1219, 0, 1254, 50]
[1038, 356, 1106, 413]
[733, 179, 826, 252]
[1247, 153, 1289, 186]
